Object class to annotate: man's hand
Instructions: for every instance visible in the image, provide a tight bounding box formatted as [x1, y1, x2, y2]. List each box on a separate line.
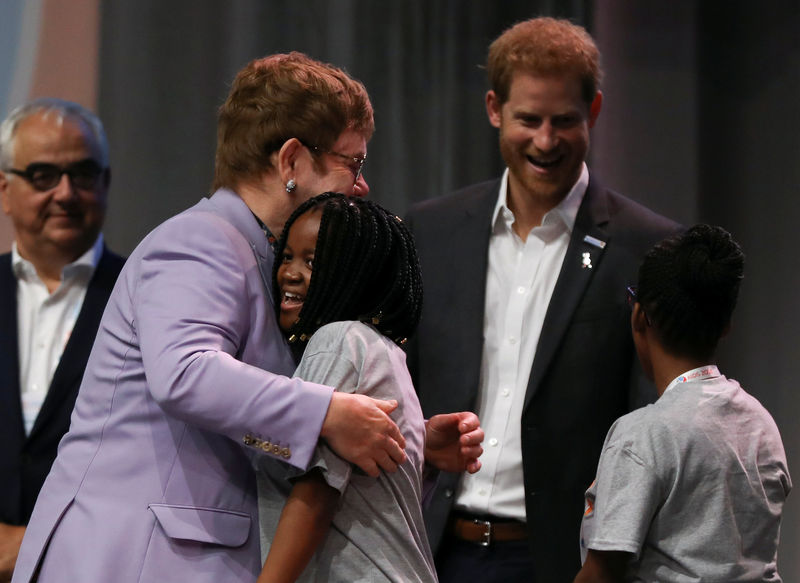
[321, 392, 406, 477]
[424, 411, 484, 474]
[0, 523, 25, 583]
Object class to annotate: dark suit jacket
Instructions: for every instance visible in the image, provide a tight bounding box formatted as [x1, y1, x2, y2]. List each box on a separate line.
[406, 176, 681, 582]
[0, 247, 125, 525]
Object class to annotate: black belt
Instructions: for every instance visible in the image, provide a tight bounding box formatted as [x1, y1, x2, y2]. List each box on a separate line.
[447, 514, 528, 546]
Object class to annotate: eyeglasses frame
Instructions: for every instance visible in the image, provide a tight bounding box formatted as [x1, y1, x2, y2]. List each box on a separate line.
[626, 285, 652, 326]
[299, 140, 366, 186]
[4, 159, 105, 192]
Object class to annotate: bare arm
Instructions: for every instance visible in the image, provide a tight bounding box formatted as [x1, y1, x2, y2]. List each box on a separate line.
[257, 469, 339, 583]
[424, 411, 484, 474]
[321, 392, 407, 477]
[0, 523, 25, 583]
[573, 550, 630, 583]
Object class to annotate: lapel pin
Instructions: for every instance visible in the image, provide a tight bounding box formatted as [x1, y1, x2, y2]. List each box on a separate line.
[582, 252, 593, 269]
[583, 235, 606, 249]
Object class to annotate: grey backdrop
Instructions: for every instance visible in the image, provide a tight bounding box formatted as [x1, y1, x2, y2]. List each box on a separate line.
[98, 0, 799, 576]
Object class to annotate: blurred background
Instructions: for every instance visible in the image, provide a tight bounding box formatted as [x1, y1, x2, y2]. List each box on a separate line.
[2, 0, 798, 575]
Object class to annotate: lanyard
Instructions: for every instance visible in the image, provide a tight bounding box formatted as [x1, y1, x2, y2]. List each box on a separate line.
[663, 365, 720, 394]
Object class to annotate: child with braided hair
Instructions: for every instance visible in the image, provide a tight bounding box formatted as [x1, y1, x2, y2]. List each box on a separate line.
[575, 225, 791, 582]
[254, 192, 437, 583]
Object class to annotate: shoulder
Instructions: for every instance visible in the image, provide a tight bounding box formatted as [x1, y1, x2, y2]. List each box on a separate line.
[603, 404, 674, 458]
[587, 178, 682, 241]
[99, 247, 126, 273]
[306, 321, 388, 356]
[296, 322, 396, 392]
[406, 178, 500, 222]
[136, 202, 254, 265]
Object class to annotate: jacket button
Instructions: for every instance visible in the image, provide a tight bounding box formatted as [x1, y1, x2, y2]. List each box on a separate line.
[444, 489, 453, 498]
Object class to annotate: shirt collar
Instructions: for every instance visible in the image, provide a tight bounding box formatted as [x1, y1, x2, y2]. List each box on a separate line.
[491, 163, 589, 234]
[12, 234, 104, 282]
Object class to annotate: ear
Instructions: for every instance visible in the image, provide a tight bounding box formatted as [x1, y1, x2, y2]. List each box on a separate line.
[588, 91, 603, 128]
[276, 138, 304, 185]
[486, 90, 502, 129]
[630, 304, 654, 382]
[631, 303, 649, 333]
[0, 171, 10, 215]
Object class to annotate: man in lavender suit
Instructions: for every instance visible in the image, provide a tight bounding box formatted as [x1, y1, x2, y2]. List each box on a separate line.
[12, 54, 482, 583]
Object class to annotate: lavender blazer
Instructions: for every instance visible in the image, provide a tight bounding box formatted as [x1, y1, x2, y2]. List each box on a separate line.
[12, 190, 333, 583]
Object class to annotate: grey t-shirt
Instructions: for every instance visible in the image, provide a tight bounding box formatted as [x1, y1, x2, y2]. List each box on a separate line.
[580, 374, 791, 582]
[255, 321, 437, 583]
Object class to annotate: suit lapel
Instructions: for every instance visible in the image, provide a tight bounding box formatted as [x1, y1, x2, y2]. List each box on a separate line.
[29, 248, 124, 439]
[0, 254, 25, 442]
[523, 180, 611, 410]
[452, 183, 499, 391]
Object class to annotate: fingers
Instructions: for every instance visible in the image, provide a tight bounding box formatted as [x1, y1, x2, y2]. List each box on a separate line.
[375, 398, 399, 415]
[373, 398, 406, 452]
[352, 432, 405, 476]
[383, 418, 406, 453]
[460, 442, 484, 474]
[425, 412, 455, 433]
[460, 426, 485, 447]
[373, 446, 401, 475]
[455, 411, 481, 433]
[322, 393, 407, 476]
[357, 458, 380, 478]
[460, 443, 483, 459]
[465, 459, 482, 474]
[382, 432, 406, 468]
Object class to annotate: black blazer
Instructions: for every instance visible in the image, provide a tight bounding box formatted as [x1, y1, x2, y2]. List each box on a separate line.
[406, 176, 681, 582]
[0, 247, 125, 525]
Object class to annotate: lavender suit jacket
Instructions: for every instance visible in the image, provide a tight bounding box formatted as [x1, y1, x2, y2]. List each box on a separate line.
[12, 189, 333, 583]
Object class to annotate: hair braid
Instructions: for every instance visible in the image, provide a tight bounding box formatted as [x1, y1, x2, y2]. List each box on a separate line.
[273, 193, 423, 352]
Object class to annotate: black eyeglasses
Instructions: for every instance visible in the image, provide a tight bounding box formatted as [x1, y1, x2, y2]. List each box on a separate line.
[626, 285, 638, 309]
[301, 141, 366, 184]
[626, 285, 652, 325]
[4, 159, 105, 192]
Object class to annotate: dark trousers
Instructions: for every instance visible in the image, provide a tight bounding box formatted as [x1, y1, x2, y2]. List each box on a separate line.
[435, 532, 536, 582]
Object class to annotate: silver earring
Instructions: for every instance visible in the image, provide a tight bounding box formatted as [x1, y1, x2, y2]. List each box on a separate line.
[285, 179, 296, 193]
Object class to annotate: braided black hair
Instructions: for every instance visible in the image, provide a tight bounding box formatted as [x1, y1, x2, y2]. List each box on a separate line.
[637, 224, 744, 360]
[273, 192, 423, 354]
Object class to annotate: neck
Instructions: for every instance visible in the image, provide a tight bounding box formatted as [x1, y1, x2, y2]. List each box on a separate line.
[648, 339, 712, 397]
[236, 177, 291, 240]
[505, 178, 567, 241]
[16, 241, 85, 294]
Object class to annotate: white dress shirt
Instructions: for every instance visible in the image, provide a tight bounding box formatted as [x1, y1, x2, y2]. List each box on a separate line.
[14, 236, 103, 434]
[454, 165, 588, 520]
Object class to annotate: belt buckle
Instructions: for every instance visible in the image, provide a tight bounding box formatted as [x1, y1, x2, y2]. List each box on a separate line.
[473, 518, 492, 547]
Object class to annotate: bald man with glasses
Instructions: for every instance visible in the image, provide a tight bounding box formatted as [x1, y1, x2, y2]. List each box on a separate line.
[0, 98, 124, 582]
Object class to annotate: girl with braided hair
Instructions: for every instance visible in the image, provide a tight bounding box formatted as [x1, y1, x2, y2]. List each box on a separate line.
[575, 225, 791, 582]
[254, 192, 437, 583]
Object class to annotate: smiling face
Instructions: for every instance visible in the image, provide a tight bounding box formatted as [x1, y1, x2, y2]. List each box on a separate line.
[0, 112, 108, 265]
[487, 71, 600, 213]
[276, 208, 322, 332]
